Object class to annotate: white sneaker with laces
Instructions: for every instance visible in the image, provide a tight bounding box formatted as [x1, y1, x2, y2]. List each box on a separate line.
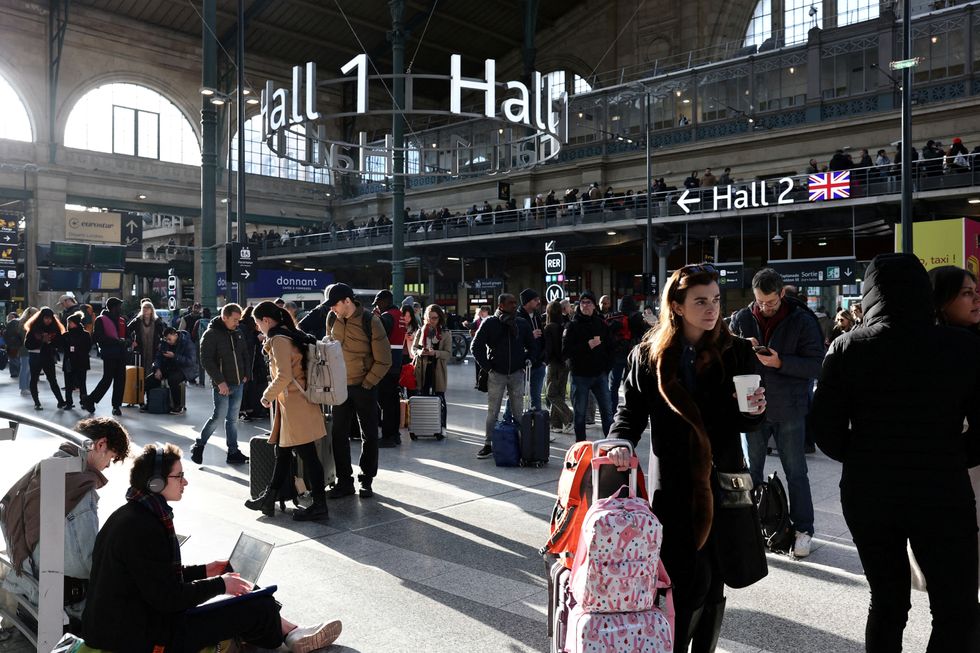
[285, 620, 342, 653]
[793, 531, 812, 558]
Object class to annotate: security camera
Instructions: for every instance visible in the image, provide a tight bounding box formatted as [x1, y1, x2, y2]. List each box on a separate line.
[772, 233, 785, 244]
[809, 5, 818, 17]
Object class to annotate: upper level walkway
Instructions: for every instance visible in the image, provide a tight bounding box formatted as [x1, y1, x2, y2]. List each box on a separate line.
[0, 359, 939, 652]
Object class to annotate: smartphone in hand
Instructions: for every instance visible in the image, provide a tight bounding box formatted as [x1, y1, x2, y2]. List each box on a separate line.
[753, 345, 773, 356]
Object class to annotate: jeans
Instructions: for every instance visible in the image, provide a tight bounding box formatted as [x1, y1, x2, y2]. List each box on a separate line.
[746, 418, 815, 535]
[18, 351, 31, 391]
[505, 364, 545, 415]
[545, 362, 573, 429]
[8, 351, 20, 378]
[29, 354, 64, 406]
[842, 487, 979, 652]
[485, 370, 524, 446]
[608, 353, 628, 410]
[196, 383, 244, 453]
[333, 384, 379, 482]
[570, 374, 613, 442]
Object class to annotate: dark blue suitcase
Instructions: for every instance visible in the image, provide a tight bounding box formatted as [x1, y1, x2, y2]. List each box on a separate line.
[491, 415, 521, 467]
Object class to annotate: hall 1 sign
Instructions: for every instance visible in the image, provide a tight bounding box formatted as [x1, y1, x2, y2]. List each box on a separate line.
[767, 257, 857, 287]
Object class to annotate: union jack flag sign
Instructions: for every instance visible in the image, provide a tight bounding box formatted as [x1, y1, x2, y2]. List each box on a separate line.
[808, 171, 851, 201]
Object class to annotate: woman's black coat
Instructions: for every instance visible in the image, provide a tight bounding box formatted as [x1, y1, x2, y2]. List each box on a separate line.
[82, 501, 224, 652]
[610, 336, 764, 589]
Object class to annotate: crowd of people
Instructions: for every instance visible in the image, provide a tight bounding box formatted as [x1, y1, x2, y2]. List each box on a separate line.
[0, 257, 977, 651]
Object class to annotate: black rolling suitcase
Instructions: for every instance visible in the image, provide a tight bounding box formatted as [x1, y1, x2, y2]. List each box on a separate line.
[519, 362, 550, 467]
[248, 433, 299, 510]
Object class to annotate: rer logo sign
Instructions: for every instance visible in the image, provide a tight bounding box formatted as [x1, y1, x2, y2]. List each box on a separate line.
[545, 252, 565, 275]
[545, 284, 565, 302]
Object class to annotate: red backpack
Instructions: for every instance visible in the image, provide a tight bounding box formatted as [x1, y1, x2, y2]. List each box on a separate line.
[540, 440, 647, 569]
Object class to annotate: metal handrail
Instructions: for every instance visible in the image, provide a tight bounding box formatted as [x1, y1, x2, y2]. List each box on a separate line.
[0, 410, 92, 653]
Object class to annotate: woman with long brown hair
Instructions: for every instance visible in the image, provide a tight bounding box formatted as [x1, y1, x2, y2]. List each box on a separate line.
[608, 264, 766, 652]
[411, 304, 452, 430]
[23, 307, 66, 410]
[245, 301, 328, 521]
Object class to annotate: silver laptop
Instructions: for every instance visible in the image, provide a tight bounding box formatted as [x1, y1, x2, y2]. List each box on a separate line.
[228, 532, 275, 585]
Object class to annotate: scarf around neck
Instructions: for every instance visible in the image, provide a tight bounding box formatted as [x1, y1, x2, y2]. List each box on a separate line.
[126, 487, 182, 582]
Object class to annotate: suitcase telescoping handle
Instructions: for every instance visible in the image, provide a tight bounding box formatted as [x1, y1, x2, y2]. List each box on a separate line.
[524, 359, 531, 404]
[589, 438, 637, 503]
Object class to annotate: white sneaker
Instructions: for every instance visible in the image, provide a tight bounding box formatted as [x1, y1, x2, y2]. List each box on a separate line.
[793, 531, 812, 558]
[561, 423, 573, 434]
[285, 620, 342, 653]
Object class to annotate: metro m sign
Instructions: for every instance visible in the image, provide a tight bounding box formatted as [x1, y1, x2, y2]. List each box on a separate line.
[545, 251, 565, 275]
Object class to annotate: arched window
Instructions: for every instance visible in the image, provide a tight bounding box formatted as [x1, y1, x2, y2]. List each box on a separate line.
[745, 0, 773, 49]
[0, 74, 33, 142]
[64, 83, 200, 165]
[838, 0, 879, 27]
[231, 115, 329, 184]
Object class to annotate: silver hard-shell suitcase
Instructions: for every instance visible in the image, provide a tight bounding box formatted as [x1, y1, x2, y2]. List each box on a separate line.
[408, 394, 443, 440]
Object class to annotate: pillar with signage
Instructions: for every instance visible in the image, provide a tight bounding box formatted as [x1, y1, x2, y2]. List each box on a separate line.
[544, 240, 566, 303]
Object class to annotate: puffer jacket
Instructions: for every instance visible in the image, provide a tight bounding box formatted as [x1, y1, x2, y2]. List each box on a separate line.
[199, 316, 250, 386]
[327, 304, 392, 389]
[562, 307, 612, 377]
[810, 253, 980, 502]
[152, 331, 197, 382]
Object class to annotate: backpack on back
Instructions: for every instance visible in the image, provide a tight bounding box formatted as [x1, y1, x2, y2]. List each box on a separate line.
[292, 337, 348, 406]
[605, 313, 633, 356]
[753, 470, 794, 553]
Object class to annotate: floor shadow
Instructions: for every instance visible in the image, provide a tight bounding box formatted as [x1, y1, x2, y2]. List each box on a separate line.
[724, 608, 865, 653]
[766, 551, 864, 587]
[198, 466, 250, 488]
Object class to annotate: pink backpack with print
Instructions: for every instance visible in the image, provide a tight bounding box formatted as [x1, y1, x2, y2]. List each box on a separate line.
[563, 443, 674, 653]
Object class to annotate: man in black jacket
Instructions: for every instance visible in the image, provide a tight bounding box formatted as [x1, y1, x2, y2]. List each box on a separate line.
[471, 293, 534, 459]
[84, 298, 128, 416]
[810, 253, 980, 651]
[191, 304, 250, 466]
[562, 291, 614, 442]
[517, 288, 545, 410]
[730, 268, 824, 557]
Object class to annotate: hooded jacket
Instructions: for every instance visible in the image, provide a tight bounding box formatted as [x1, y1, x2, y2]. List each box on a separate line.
[518, 306, 544, 368]
[199, 315, 250, 387]
[471, 310, 534, 375]
[562, 306, 612, 377]
[94, 309, 127, 359]
[152, 331, 198, 382]
[730, 295, 825, 421]
[810, 253, 980, 501]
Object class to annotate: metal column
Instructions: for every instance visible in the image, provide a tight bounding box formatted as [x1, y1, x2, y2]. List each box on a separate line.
[900, 0, 913, 254]
[236, 0, 247, 306]
[200, 0, 218, 311]
[644, 91, 653, 305]
[390, 0, 406, 304]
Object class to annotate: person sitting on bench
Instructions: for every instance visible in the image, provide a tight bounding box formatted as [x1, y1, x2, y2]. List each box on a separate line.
[1, 418, 131, 629]
[82, 443, 342, 652]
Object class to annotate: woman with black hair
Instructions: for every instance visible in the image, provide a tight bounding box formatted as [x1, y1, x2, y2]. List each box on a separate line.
[929, 265, 980, 334]
[608, 264, 767, 652]
[22, 307, 66, 410]
[245, 301, 328, 521]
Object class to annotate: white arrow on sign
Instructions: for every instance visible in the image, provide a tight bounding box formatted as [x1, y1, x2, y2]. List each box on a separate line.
[241, 269, 251, 279]
[3, 235, 10, 242]
[545, 240, 556, 252]
[3, 282, 9, 288]
[677, 189, 701, 214]
[125, 220, 139, 233]
[843, 267, 854, 278]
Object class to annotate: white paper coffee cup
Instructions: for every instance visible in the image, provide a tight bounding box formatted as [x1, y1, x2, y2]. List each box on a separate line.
[733, 374, 762, 412]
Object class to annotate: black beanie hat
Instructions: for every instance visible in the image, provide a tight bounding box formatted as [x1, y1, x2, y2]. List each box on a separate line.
[519, 288, 540, 306]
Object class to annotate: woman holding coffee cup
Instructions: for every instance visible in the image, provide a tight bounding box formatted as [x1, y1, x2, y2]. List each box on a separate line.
[609, 263, 766, 653]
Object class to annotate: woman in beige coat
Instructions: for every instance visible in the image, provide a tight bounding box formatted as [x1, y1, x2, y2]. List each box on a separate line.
[411, 304, 452, 430]
[244, 301, 328, 521]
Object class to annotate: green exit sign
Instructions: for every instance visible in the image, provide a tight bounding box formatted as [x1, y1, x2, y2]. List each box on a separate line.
[890, 57, 923, 70]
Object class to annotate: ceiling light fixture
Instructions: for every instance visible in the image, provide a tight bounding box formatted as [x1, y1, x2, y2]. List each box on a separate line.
[137, 193, 147, 200]
[285, 259, 292, 263]
[607, 231, 617, 235]
[210, 97, 226, 106]
[199, 87, 215, 96]
[245, 97, 259, 105]
[969, 198, 980, 204]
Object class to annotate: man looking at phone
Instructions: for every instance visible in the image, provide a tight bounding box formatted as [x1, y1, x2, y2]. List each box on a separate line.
[731, 268, 825, 557]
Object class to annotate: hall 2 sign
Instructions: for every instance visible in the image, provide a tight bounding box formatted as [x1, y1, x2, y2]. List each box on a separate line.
[677, 179, 797, 214]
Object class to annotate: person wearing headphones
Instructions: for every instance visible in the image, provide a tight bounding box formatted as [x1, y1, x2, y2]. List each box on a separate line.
[82, 443, 342, 652]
